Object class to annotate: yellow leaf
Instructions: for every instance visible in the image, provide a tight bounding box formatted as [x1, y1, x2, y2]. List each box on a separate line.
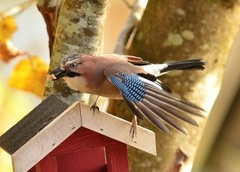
[0, 40, 26, 62]
[0, 16, 25, 62]
[9, 56, 49, 97]
[0, 16, 17, 42]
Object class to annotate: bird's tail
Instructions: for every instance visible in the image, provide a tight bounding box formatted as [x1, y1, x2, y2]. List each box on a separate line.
[142, 59, 205, 77]
[161, 59, 205, 73]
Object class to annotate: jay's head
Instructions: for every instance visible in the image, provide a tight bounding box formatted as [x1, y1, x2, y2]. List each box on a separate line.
[50, 54, 82, 80]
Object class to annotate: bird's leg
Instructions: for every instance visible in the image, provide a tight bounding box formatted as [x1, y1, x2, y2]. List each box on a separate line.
[129, 116, 138, 138]
[90, 96, 100, 115]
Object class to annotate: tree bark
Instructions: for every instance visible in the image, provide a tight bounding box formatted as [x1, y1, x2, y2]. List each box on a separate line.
[40, 0, 111, 104]
[108, 0, 240, 171]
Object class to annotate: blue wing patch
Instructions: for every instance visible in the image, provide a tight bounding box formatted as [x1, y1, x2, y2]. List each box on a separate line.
[110, 73, 145, 102]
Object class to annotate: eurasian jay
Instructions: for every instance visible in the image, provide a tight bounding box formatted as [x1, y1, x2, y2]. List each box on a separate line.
[50, 54, 205, 135]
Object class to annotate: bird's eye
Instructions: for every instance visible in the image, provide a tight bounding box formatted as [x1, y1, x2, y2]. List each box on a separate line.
[70, 62, 77, 68]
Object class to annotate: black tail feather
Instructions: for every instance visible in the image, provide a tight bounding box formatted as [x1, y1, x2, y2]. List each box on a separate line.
[161, 59, 205, 73]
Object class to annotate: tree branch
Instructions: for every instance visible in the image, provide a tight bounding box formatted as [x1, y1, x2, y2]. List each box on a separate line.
[114, 0, 148, 54]
[37, 0, 61, 55]
[41, 0, 111, 104]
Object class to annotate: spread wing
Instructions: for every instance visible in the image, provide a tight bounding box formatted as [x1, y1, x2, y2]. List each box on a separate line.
[104, 68, 204, 134]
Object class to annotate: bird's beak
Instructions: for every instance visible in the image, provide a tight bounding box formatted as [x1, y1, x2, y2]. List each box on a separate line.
[49, 67, 67, 80]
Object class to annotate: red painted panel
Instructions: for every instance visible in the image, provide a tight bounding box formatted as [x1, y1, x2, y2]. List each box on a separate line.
[38, 155, 58, 172]
[28, 166, 35, 172]
[56, 147, 107, 172]
[28, 155, 58, 172]
[28, 128, 129, 172]
[49, 127, 117, 156]
[105, 142, 129, 172]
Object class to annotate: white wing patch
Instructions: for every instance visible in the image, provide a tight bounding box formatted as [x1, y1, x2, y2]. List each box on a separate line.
[142, 64, 168, 77]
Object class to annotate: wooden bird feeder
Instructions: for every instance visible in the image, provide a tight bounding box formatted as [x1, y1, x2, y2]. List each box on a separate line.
[0, 95, 156, 172]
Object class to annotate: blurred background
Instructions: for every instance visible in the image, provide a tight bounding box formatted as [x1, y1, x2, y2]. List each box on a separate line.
[0, 0, 239, 171]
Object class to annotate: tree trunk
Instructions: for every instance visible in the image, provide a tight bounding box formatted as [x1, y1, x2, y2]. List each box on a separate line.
[108, 0, 240, 171]
[40, 0, 111, 104]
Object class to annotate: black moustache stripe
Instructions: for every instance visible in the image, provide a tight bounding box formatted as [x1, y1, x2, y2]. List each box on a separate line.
[66, 71, 81, 78]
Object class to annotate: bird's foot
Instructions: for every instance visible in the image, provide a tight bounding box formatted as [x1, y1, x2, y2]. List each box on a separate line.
[90, 102, 99, 115]
[90, 96, 100, 115]
[129, 116, 138, 139]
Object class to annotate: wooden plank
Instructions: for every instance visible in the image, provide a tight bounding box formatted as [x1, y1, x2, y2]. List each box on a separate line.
[12, 102, 81, 172]
[80, 104, 157, 156]
[105, 142, 129, 172]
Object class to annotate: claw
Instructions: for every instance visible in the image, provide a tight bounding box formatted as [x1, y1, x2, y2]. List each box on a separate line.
[90, 96, 100, 115]
[90, 102, 99, 115]
[129, 116, 138, 139]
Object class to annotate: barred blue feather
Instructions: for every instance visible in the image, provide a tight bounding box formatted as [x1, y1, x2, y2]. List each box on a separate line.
[110, 73, 145, 102]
